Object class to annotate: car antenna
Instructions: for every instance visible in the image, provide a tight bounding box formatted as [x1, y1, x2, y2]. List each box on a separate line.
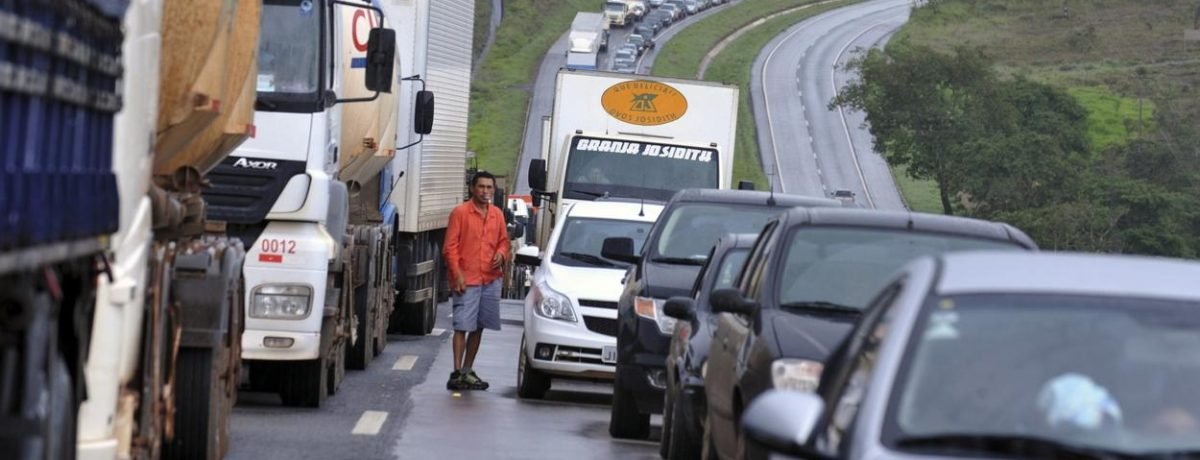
[767, 171, 777, 206]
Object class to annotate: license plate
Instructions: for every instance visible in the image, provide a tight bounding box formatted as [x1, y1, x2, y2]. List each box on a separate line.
[601, 346, 617, 364]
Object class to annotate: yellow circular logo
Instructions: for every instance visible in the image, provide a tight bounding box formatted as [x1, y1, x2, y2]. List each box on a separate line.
[601, 80, 689, 126]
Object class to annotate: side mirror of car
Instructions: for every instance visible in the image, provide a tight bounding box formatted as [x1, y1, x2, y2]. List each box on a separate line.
[601, 237, 639, 264]
[663, 296, 695, 320]
[515, 246, 541, 267]
[741, 390, 828, 458]
[710, 288, 757, 316]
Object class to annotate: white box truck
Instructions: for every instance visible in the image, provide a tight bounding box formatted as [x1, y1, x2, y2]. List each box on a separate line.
[566, 12, 610, 70]
[525, 70, 740, 248]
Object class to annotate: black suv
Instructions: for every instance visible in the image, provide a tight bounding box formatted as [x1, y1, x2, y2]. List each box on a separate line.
[702, 207, 1037, 459]
[600, 189, 843, 439]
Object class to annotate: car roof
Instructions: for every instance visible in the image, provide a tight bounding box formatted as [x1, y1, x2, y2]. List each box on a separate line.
[667, 188, 843, 208]
[565, 200, 663, 223]
[935, 251, 1200, 302]
[776, 207, 1038, 248]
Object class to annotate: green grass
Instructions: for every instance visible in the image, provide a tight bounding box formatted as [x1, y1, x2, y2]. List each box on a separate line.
[700, 0, 860, 190]
[651, 0, 827, 80]
[1067, 86, 1155, 150]
[468, 0, 596, 177]
[890, 164, 943, 214]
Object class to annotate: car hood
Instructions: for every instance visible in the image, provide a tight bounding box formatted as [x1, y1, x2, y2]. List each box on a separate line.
[770, 311, 858, 362]
[641, 261, 702, 300]
[541, 261, 628, 303]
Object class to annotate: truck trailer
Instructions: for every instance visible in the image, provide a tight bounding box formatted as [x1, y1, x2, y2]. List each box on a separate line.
[526, 70, 739, 248]
[566, 12, 610, 70]
[2, 1, 261, 459]
[202, 0, 473, 407]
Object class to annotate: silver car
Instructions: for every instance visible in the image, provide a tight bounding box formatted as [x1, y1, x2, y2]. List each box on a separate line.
[743, 251, 1200, 459]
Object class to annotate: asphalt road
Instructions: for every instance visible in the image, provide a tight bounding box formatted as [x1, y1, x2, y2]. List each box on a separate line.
[751, 0, 910, 209]
[228, 300, 659, 460]
[513, 3, 738, 195]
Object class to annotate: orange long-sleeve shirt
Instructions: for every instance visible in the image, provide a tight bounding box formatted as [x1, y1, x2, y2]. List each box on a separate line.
[443, 201, 510, 286]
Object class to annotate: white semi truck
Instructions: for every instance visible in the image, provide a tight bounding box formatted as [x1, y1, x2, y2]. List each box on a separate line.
[604, 1, 631, 27]
[566, 12, 610, 70]
[3, 1, 261, 459]
[202, 0, 473, 407]
[526, 70, 741, 247]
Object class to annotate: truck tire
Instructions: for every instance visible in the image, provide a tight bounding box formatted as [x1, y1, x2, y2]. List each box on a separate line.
[162, 348, 220, 460]
[279, 358, 327, 408]
[516, 335, 550, 399]
[347, 245, 375, 370]
[397, 238, 435, 335]
[434, 240, 449, 304]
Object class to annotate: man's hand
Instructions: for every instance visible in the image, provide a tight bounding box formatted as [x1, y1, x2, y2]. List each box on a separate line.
[452, 273, 466, 294]
[491, 252, 505, 270]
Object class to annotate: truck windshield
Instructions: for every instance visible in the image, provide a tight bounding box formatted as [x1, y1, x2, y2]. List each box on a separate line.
[563, 136, 720, 202]
[605, 2, 627, 13]
[257, 0, 322, 112]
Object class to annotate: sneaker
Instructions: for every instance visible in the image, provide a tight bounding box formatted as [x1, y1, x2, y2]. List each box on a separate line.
[447, 370, 463, 390]
[460, 368, 489, 390]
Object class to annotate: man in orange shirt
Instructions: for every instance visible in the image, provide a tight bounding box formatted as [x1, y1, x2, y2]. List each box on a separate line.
[443, 171, 510, 391]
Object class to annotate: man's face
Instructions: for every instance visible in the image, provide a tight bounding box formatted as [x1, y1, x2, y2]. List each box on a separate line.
[472, 178, 494, 205]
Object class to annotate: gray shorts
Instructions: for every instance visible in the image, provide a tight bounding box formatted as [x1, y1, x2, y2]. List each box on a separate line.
[452, 278, 501, 332]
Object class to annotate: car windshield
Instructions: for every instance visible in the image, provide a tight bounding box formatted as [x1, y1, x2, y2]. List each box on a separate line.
[553, 217, 652, 269]
[653, 204, 783, 262]
[563, 136, 720, 202]
[779, 228, 1021, 309]
[888, 294, 1200, 456]
[257, 0, 321, 108]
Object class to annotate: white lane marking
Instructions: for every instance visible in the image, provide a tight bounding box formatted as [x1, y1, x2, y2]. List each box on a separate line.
[817, 168, 824, 176]
[351, 411, 388, 435]
[808, 136, 814, 143]
[431, 328, 446, 336]
[832, 20, 895, 210]
[392, 355, 418, 371]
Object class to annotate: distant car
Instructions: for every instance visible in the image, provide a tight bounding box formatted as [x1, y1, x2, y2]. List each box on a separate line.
[602, 189, 845, 440]
[618, 42, 641, 57]
[661, 3, 683, 20]
[649, 0, 665, 6]
[744, 251, 1200, 460]
[628, 34, 654, 53]
[635, 23, 658, 38]
[660, 233, 757, 460]
[613, 48, 637, 69]
[682, 0, 699, 14]
[703, 208, 1038, 460]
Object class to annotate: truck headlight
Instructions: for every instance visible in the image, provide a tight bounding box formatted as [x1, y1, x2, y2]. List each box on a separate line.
[634, 296, 676, 335]
[771, 359, 824, 392]
[250, 285, 313, 319]
[533, 283, 576, 322]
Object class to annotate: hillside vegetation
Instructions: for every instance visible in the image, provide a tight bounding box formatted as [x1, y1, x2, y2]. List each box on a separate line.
[836, 0, 1200, 256]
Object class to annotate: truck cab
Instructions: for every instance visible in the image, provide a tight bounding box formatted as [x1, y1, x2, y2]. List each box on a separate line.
[604, 1, 630, 27]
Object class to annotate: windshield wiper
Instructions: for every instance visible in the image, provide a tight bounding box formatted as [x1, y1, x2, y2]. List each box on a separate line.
[778, 301, 862, 315]
[895, 434, 1138, 460]
[558, 252, 618, 268]
[650, 256, 706, 266]
[570, 189, 610, 198]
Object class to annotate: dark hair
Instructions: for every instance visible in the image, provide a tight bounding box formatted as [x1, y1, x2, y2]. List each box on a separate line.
[471, 171, 496, 187]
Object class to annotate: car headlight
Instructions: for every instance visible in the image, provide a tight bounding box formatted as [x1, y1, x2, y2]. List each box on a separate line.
[772, 359, 824, 392]
[250, 285, 312, 319]
[634, 296, 676, 335]
[533, 283, 576, 322]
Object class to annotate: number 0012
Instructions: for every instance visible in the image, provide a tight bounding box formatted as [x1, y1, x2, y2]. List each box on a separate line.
[261, 239, 297, 254]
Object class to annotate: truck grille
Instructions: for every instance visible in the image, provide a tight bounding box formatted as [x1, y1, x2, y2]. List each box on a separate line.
[584, 316, 617, 337]
[203, 156, 307, 224]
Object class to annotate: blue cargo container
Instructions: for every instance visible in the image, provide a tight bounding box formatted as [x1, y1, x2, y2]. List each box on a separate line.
[0, 0, 126, 257]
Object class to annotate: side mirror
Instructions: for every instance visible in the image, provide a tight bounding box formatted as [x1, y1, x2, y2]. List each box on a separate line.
[515, 246, 541, 266]
[528, 158, 548, 191]
[741, 390, 826, 458]
[364, 28, 396, 93]
[663, 296, 695, 320]
[601, 237, 639, 264]
[530, 192, 542, 208]
[414, 90, 435, 135]
[737, 180, 755, 190]
[508, 222, 525, 241]
[710, 288, 757, 316]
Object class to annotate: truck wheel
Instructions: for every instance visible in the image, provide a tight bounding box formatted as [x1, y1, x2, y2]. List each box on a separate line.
[162, 348, 221, 460]
[609, 374, 651, 439]
[434, 241, 450, 304]
[279, 358, 327, 407]
[327, 341, 345, 396]
[517, 335, 550, 399]
[346, 253, 375, 370]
